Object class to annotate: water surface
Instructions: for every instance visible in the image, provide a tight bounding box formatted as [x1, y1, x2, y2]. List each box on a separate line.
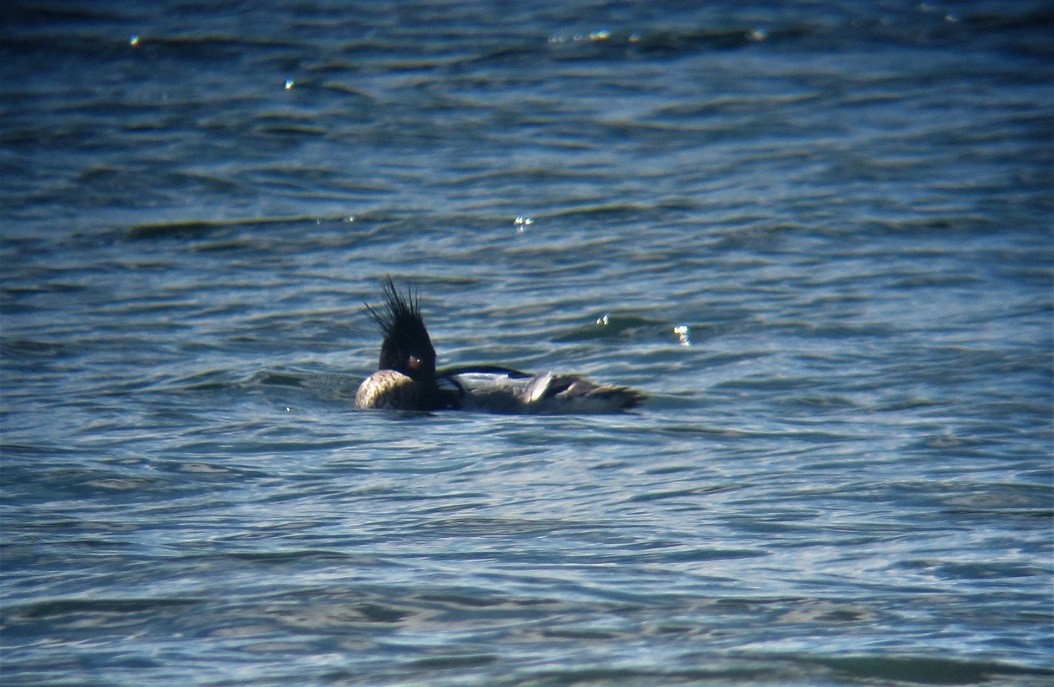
[1, 1, 1052, 685]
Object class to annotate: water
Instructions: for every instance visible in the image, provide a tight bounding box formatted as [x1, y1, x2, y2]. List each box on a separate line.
[2, 1, 1052, 685]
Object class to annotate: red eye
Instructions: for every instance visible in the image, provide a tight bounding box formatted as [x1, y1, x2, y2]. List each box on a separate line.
[407, 355, 421, 370]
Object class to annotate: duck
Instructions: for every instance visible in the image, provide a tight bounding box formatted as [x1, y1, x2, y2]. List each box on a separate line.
[354, 277, 645, 413]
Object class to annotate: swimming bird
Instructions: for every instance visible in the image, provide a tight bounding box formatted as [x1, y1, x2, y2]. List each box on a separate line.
[354, 277, 645, 413]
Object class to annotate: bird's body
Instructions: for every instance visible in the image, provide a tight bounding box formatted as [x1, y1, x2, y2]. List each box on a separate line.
[355, 278, 644, 413]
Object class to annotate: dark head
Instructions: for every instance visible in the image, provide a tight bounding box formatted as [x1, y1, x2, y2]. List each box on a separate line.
[365, 276, 437, 381]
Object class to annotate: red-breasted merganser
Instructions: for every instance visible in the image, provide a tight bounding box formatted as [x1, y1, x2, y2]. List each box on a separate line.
[354, 277, 645, 413]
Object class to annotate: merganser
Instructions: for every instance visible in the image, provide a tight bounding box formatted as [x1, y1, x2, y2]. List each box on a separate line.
[355, 277, 645, 413]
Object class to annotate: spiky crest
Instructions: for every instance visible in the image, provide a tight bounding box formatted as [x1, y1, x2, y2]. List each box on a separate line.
[364, 275, 436, 380]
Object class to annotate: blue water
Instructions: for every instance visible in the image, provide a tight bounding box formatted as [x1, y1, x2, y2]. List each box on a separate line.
[2, 1, 1052, 685]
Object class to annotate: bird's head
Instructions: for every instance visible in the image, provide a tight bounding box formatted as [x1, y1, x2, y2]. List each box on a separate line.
[366, 277, 437, 381]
